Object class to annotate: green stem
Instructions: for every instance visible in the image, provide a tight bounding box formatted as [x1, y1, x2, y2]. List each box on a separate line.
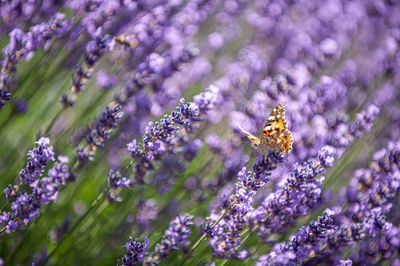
[43, 107, 64, 135]
[42, 191, 106, 264]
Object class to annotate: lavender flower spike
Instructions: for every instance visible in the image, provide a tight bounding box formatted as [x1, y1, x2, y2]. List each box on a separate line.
[19, 137, 55, 185]
[205, 151, 286, 260]
[118, 237, 149, 266]
[1, 151, 70, 232]
[124, 85, 220, 184]
[256, 209, 337, 266]
[155, 214, 194, 260]
[144, 214, 194, 264]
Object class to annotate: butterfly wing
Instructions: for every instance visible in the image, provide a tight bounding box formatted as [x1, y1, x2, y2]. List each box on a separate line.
[238, 125, 261, 151]
[260, 103, 293, 154]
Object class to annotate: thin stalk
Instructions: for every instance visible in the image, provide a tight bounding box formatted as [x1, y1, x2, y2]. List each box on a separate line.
[42, 190, 106, 264]
[43, 107, 64, 135]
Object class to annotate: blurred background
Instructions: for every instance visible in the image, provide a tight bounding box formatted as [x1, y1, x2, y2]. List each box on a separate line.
[0, 0, 400, 265]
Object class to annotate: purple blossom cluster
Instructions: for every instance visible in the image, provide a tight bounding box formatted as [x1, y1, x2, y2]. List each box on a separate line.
[256, 209, 338, 265]
[18, 137, 55, 185]
[67, 34, 113, 98]
[107, 168, 134, 203]
[60, 1, 170, 105]
[62, 0, 215, 110]
[203, 151, 285, 259]
[258, 140, 400, 265]
[0, 138, 70, 232]
[251, 105, 378, 241]
[77, 103, 124, 163]
[153, 214, 194, 262]
[124, 85, 219, 185]
[0, 1, 63, 33]
[107, 169, 134, 190]
[104, 85, 217, 200]
[323, 141, 400, 264]
[110, 0, 400, 263]
[350, 105, 381, 138]
[64, 0, 216, 176]
[117, 237, 149, 266]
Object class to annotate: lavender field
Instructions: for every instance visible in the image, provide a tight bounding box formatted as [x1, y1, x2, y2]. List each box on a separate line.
[1, 0, 400, 265]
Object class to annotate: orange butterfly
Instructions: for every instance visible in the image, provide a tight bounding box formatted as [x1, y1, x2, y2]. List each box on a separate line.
[239, 103, 293, 155]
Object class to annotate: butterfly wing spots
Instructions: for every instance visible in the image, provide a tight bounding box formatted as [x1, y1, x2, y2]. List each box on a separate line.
[260, 132, 292, 154]
[262, 135, 280, 151]
[280, 130, 293, 153]
[263, 119, 286, 137]
[266, 103, 286, 123]
[274, 103, 285, 115]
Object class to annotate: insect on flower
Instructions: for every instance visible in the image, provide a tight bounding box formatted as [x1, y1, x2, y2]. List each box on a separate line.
[239, 103, 293, 155]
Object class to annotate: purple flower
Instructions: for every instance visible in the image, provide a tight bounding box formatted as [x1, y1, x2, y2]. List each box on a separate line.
[171, 98, 202, 133]
[318, 145, 336, 168]
[193, 84, 220, 115]
[96, 70, 118, 90]
[149, 214, 194, 263]
[48, 156, 70, 186]
[277, 140, 400, 264]
[108, 169, 134, 189]
[77, 104, 124, 164]
[107, 168, 134, 202]
[127, 139, 141, 159]
[1, 153, 70, 232]
[183, 139, 203, 161]
[257, 209, 337, 265]
[123, 86, 219, 184]
[256, 158, 325, 238]
[205, 151, 286, 259]
[118, 237, 149, 266]
[19, 137, 55, 185]
[62, 32, 115, 106]
[350, 105, 380, 137]
[338, 259, 353, 266]
[351, 224, 400, 264]
[208, 32, 224, 50]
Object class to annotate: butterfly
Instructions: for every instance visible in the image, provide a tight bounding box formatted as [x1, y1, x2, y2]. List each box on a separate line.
[239, 103, 293, 155]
